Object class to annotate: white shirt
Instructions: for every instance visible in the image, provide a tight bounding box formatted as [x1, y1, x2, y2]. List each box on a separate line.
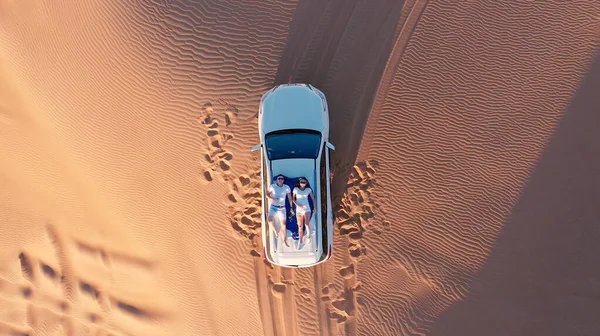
[293, 187, 312, 207]
[268, 183, 291, 206]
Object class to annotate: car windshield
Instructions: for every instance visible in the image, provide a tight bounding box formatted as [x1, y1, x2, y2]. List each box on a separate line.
[265, 129, 322, 160]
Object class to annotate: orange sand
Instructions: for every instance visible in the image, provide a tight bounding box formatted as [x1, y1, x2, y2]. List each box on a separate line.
[1, 1, 599, 335]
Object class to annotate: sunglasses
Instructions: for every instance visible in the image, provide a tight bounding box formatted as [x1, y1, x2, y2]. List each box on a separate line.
[299, 181, 307, 184]
[277, 177, 284, 180]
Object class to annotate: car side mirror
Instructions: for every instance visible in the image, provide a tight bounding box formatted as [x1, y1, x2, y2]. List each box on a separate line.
[326, 142, 335, 150]
[251, 144, 262, 152]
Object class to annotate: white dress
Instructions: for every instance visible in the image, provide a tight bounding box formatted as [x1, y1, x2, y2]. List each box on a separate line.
[293, 187, 312, 215]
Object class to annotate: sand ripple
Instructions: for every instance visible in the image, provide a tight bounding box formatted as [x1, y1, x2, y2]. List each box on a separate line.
[1, 1, 297, 335]
[2, 0, 599, 335]
[356, 1, 600, 335]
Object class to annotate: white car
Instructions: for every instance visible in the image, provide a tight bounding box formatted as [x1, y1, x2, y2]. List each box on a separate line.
[251, 83, 335, 268]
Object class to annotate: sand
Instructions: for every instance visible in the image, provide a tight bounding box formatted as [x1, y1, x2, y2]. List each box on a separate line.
[1, 0, 599, 335]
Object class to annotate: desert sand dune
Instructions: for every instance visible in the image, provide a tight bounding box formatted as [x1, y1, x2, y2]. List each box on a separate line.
[271, 1, 411, 335]
[1, 0, 600, 336]
[355, 1, 600, 335]
[1, 0, 298, 335]
[429, 49, 600, 336]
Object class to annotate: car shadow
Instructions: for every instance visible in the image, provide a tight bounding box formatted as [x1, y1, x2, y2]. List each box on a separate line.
[428, 48, 600, 336]
[273, 0, 407, 204]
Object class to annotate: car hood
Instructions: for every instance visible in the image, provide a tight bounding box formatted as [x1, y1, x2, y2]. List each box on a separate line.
[260, 85, 326, 134]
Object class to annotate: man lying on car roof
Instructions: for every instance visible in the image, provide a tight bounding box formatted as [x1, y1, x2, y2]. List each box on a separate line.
[266, 174, 294, 246]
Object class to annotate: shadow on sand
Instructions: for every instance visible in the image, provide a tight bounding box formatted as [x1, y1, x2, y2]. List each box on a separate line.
[273, 0, 406, 203]
[429, 49, 600, 336]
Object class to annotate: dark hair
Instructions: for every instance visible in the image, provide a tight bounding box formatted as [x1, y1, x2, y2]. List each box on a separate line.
[295, 177, 309, 188]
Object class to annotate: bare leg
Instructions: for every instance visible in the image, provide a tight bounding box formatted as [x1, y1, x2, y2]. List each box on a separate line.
[279, 210, 289, 247]
[281, 221, 289, 247]
[268, 215, 278, 238]
[304, 211, 311, 240]
[297, 213, 305, 243]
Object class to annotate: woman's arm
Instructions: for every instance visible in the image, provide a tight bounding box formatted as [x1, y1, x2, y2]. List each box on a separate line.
[310, 190, 317, 212]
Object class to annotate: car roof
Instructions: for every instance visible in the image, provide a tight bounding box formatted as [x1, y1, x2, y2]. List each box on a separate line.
[265, 163, 324, 266]
[260, 84, 326, 135]
[270, 158, 316, 183]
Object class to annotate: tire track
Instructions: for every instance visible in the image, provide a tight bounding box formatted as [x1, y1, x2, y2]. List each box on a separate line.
[270, 1, 428, 335]
[226, 163, 291, 336]
[252, 238, 280, 336]
[313, 263, 333, 336]
[357, 0, 431, 162]
[279, 267, 298, 336]
[202, 94, 291, 336]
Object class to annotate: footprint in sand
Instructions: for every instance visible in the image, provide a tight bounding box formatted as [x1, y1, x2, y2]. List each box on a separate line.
[328, 281, 363, 323]
[335, 160, 381, 244]
[224, 105, 239, 128]
[226, 170, 263, 243]
[198, 102, 214, 125]
[198, 101, 237, 184]
[323, 160, 380, 325]
[0, 223, 173, 336]
[216, 97, 240, 128]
